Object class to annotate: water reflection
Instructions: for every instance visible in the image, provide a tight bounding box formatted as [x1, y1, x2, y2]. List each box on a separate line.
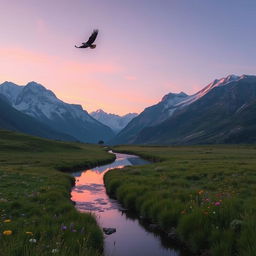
[71, 152, 180, 256]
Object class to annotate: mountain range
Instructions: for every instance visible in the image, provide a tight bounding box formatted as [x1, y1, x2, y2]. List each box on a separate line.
[111, 74, 256, 145]
[0, 81, 114, 143]
[1, 74, 256, 145]
[90, 109, 137, 133]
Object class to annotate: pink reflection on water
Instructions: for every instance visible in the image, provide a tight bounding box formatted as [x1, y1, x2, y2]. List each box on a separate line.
[71, 166, 124, 207]
[71, 153, 132, 214]
[71, 153, 179, 256]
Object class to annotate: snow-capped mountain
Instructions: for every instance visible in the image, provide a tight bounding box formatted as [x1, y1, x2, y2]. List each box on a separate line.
[174, 74, 242, 109]
[110, 91, 189, 144]
[0, 81, 114, 143]
[154, 74, 242, 118]
[90, 109, 138, 133]
[111, 74, 256, 145]
[0, 94, 75, 141]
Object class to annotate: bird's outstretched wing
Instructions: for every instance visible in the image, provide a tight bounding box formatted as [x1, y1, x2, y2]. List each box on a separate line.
[85, 29, 98, 45]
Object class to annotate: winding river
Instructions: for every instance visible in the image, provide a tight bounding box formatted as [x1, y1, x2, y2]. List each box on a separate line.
[71, 152, 182, 256]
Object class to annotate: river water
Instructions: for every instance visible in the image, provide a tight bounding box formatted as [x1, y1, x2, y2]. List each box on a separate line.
[71, 152, 181, 256]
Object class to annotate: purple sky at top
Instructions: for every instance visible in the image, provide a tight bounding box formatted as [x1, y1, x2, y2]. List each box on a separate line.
[1, 0, 256, 115]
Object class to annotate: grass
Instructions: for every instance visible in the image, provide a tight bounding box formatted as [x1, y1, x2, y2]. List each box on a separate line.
[104, 145, 256, 255]
[0, 130, 115, 256]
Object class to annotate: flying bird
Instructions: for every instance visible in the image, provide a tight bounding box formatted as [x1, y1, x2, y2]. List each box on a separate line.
[75, 29, 99, 49]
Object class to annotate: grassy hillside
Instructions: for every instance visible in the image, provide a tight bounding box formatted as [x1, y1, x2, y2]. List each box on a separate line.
[0, 130, 115, 256]
[105, 145, 256, 255]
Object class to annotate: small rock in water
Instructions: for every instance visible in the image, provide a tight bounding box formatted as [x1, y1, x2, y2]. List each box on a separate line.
[149, 224, 158, 229]
[119, 206, 127, 211]
[103, 227, 116, 235]
[99, 201, 107, 205]
[167, 227, 178, 240]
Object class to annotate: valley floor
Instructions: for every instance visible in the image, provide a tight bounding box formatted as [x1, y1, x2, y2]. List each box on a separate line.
[104, 145, 256, 256]
[0, 130, 115, 256]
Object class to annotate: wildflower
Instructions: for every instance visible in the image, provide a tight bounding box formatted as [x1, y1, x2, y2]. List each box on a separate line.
[52, 249, 59, 253]
[3, 230, 12, 235]
[198, 190, 204, 195]
[29, 238, 37, 243]
[25, 232, 33, 236]
[3, 219, 11, 223]
[215, 202, 221, 206]
[61, 224, 67, 231]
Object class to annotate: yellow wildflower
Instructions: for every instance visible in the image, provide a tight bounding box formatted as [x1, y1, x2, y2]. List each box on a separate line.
[3, 230, 12, 235]
[25, 232, 33, 236]
[4, 219, 11, 223]
[198, 190, 204, 195]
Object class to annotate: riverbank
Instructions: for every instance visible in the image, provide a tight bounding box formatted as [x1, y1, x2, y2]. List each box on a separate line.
[0, 130, 115, 256]
[72, 152, 181, 256]
[104, 145, 256, 256]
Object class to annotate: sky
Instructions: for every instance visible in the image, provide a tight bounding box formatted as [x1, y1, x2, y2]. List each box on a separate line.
[1, 0, 256, 115]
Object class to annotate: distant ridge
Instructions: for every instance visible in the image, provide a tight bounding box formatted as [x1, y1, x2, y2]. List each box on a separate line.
[90, 109, 138, 133]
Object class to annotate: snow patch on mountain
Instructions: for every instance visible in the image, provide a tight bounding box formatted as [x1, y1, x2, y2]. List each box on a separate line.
[0, 81, 24, 103]
[175, 74, 242, 108]
[161, 92, 188, 109]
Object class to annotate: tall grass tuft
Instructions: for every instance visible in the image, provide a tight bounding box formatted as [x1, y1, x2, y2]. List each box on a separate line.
[104, 144, 256, 255]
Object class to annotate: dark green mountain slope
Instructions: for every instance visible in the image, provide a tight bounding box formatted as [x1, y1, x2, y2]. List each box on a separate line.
[0, 95, 75, 141]
[135, 77, 256, 144]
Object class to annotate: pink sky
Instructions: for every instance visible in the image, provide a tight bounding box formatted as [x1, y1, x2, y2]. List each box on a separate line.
[1, 0, 256, 115]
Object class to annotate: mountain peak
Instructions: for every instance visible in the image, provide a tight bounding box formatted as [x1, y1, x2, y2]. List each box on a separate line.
[91, 109, 138, 133]
[210, 74, 240, 88]
[25, 81, 46, 91]
[226, 74, 240, 81]
[95, 109, 105, 113]
[1, 81, 20, 87]
[22, 81, 58, 100]
[0, 81, 24, 103]
[161, 91, 188, 104]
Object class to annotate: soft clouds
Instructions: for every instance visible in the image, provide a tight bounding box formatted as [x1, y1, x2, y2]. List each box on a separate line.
[0, 47, 50, 63]
[124, 75, 137, 81]
[0, 47, 121, 74]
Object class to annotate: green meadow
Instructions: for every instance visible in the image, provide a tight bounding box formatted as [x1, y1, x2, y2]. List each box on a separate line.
[0, 130, 115, 256]
[104, 145, 256, 256]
